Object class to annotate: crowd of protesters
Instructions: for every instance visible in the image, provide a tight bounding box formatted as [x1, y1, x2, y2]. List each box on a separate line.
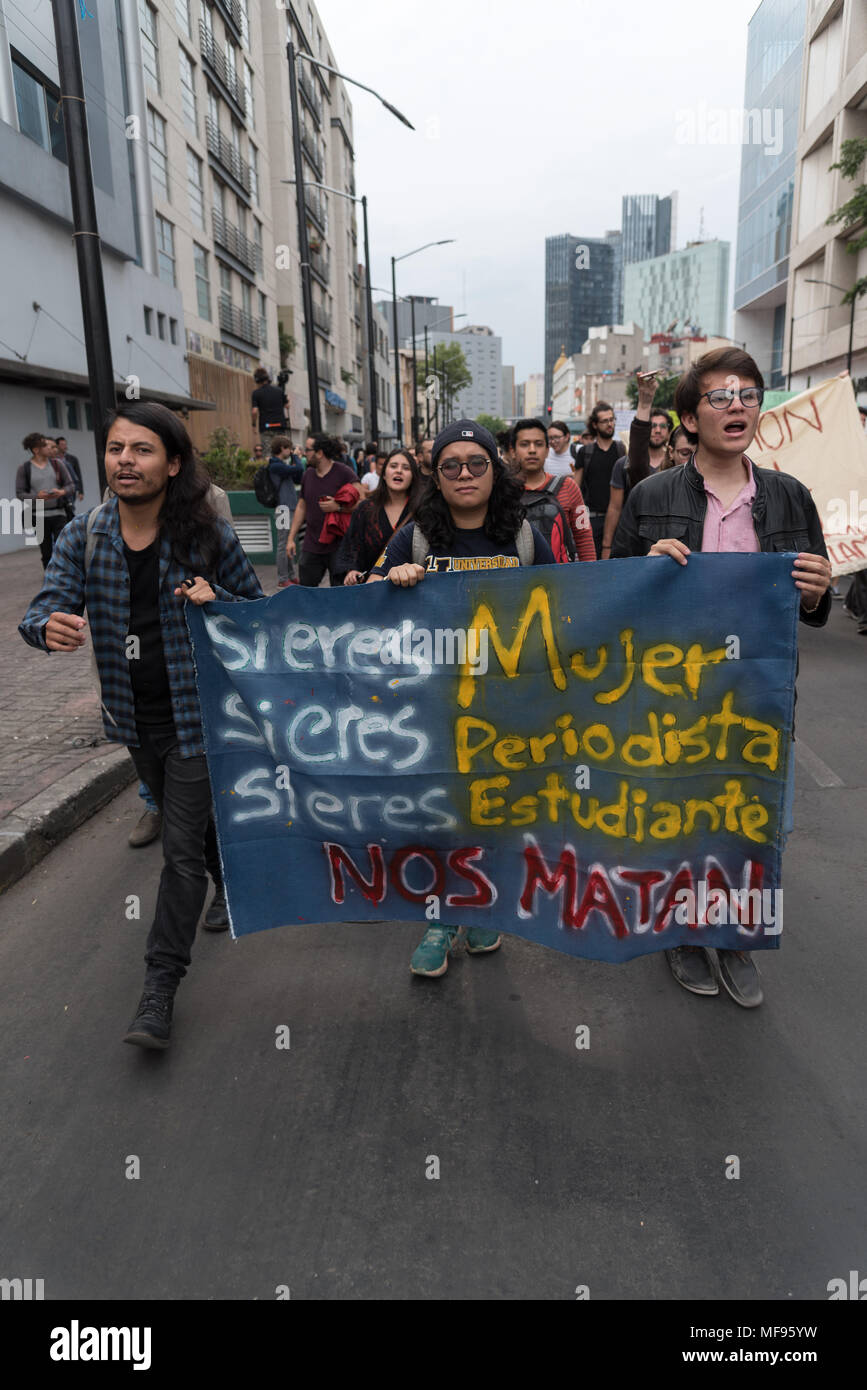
[16, 345, 841, 1049]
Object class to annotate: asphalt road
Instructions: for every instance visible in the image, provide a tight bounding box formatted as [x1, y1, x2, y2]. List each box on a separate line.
[1, 600, 864, 1301]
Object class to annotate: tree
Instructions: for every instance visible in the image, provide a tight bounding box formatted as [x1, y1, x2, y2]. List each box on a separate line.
[827, 138, 867, 307]
[476, 413, 508, 436]
[416, 342, 472, 414]
[625, 371, 680, 410]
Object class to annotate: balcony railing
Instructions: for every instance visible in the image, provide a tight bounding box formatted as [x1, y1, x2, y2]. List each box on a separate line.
[298, 63, 323, 124]
[300, 121, 323, 178]
[311, 303, 332, 337]
[316, 357, 332, 384]
[214, 0, 244, 43]
[212, 208, 262, 274]
[304, 184, 327, 231]
[199, 22, 246, 116]
[309, 246, 330, 284]
[219, 296, 260, 346]
[205, 117, 251, 194]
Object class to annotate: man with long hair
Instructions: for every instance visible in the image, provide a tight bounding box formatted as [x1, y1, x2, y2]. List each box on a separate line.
[371, 419, 555, 978]
[612, 347, 831, 1008]
[573, 400, 626, 556]
[19, 402, 263, 1050]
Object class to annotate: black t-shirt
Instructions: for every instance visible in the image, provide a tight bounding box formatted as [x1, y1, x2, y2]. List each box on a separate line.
[372, 522, 555, 575]
[251, 384, 287, 430]
[578, 441, 624, 512]
[124, 539, 173, 726]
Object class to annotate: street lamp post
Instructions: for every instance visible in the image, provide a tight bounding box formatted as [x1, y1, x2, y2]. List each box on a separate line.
[391, 240, 455, 443]
[282, 176, 379, 445]
[286, 45, 413, 437]
[805, 278, 857, 376]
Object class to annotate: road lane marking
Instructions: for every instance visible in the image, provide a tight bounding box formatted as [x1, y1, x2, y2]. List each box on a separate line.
[794, 739, 844, 788]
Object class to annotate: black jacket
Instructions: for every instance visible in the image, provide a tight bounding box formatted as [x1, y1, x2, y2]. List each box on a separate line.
[611, 456, 831, 628]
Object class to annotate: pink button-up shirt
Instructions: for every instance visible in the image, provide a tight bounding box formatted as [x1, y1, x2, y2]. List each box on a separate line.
[700, 460, 760, 554]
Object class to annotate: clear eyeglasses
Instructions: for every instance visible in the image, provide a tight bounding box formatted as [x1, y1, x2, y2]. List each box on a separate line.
[702, 387, 764, 409]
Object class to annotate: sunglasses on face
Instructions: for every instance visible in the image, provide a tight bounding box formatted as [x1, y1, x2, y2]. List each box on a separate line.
[437, 456, 490, 480]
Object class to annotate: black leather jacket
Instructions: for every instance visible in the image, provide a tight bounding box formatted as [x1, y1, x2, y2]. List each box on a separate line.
[611, 456, 831, 628]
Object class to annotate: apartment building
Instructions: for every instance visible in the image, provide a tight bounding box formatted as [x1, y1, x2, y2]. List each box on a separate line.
[0, 0, 194, 553]
[262, 2, 364, 444]
[784, 0, 867, 397]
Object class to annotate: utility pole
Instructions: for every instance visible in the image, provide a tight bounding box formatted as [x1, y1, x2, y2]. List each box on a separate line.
[52, 0, 116, 496]
[361, 195, 378, 445]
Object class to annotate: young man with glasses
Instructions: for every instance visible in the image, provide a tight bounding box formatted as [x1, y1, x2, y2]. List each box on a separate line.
[370, 419, 555, 978]
[545, 420, 575, 478]
[573, 402, 626, 556]
[611, 347, 831, 1008]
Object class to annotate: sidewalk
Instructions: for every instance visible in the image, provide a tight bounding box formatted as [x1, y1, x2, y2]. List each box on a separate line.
[0, 545, 278, 892]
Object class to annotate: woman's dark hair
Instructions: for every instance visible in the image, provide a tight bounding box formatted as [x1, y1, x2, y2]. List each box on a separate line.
[674, 347, 764, 445]
[374, 448, 423, 518]
[106, 401, 221, 572]
[662, 424, 691, 470]
[414, 451, 526, 552]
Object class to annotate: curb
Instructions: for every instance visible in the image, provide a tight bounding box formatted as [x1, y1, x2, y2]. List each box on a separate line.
[0, 747, 137, 894]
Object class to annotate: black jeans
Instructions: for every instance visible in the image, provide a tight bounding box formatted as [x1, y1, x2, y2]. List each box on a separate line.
[128, 722, 221, 991]
[299, 549, 345, 587]
[39, 514, 67, 569]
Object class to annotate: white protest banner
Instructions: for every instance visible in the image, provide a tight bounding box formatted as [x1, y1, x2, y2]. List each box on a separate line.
[751, 376, 867, 577]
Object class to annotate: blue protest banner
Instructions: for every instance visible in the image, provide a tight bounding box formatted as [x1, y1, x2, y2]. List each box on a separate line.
[187, 554, 799, 962]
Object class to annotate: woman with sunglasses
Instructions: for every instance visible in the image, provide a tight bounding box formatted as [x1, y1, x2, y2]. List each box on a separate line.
[370, 419, 555, 978]
[338, 448, 422, 584]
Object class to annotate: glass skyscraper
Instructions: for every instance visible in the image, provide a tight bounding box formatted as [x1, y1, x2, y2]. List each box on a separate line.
[622, 194, 676, 266]
[544, 234, 618, 409]
[733, 0, 806, 386]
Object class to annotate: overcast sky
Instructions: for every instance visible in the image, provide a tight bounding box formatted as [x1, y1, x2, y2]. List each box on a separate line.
[318, 0, 762, 381]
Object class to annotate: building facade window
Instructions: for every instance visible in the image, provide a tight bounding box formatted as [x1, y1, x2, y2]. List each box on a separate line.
[12, 58, 67, 163]
[44, 397, 60, 429]
[243, 63, 254, 129]
[144, 305, 154, 334]
[139, 1, 160, 93]
[147, 106, 169, 200]
[84, 403, 93, 432]
[66, 400, 79, 430]
[239, 0, 249, 49]
[174, 0, 191, 38]
[207, 87, 219, 130]
[157, 312, 166, 341]
[155, 214, 176, 285]
[258, 291, 267, 348]
[178, 46, 197, 133]
[249, 142, 259, 203]
[193, 243, 211, 320]
[170, 317, 179, 345]
[187, 147, 205, 229]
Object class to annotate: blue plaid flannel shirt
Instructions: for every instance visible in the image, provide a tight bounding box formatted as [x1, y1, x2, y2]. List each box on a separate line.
[18, 497, 263, 757]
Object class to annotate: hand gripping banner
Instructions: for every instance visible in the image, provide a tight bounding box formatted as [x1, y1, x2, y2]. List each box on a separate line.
[187, 554, 799, 962]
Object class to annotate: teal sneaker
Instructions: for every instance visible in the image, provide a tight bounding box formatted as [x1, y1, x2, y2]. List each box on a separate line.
[465, 927, 502, 954]
[410, 926, 458, 977]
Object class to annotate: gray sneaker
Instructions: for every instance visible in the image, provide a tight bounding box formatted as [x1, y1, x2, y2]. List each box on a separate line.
[128, 809, 162, 847]
[717, 950, 763, 1008]
[665, 945, 718, 995]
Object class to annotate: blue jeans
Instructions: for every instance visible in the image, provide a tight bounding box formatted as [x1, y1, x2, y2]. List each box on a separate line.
[138, 780, 159, 815]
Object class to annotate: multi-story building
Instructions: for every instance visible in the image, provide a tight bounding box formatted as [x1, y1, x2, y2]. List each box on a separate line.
[606, 228, 624, 324]
[360, 298, 395, 445]
[622, 193, 677, 265]
[262, 2, 364, 445]
[375, 297, 456, 345]
[544, 233, 618, 410]
[733, 0, 806, 387]
[783, 0, 867, 398]
[514, 381, 525, 416]
[124, 0, 284, 453]
[0, 0, 198, 554]
[501, 365, 515, 420]
[579, 323, 645, 376]
[520, 372, 545, 418]
[424, 324, 504, 421]
[623, 240, 731, 340]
